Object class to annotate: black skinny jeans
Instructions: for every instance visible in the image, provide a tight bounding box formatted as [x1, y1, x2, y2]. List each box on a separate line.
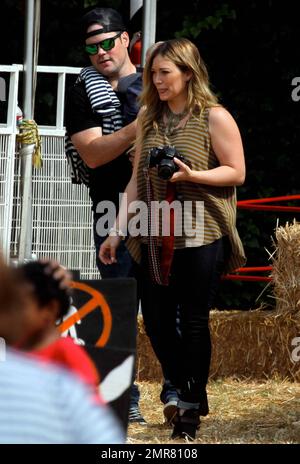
[140, 237, 228, 411]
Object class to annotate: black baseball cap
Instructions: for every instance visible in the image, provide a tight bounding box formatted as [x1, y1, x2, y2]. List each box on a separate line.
[82, 7, 127, 39]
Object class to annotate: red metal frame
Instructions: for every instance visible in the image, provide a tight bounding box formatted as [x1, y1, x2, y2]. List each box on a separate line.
[224, 195, 300, 282]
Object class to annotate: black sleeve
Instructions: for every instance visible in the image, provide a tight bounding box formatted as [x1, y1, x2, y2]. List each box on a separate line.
[116, 73, 142, 125]
[64, 81, 103, 136]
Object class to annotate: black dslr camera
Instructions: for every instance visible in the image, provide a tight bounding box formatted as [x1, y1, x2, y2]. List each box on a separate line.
[148, 145, 188, 180]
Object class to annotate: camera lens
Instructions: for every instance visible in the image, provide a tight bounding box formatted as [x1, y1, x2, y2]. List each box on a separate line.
[158, 159, 175, 180]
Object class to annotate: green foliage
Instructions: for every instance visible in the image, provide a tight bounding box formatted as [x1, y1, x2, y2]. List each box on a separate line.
[175, 3, 236, 38]
[84, 0, 123, 9]
[84, 0, 99, 7]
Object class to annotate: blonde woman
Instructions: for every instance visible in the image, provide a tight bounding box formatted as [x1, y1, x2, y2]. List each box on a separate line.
[100, 38, 246, 440]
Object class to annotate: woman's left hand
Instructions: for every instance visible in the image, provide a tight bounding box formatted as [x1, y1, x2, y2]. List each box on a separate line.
[169, 157, 192, 182]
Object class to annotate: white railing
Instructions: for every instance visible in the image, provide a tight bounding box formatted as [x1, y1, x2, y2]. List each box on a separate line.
[0, 64, 99, 279]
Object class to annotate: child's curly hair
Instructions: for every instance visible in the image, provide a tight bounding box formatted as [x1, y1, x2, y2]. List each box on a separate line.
[18, 261, 71, 319]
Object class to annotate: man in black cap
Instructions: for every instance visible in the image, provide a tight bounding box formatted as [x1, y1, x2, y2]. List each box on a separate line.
[65, 7, 145, 424]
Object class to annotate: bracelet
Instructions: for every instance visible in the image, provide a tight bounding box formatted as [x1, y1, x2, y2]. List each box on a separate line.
[109, 227, 126, 240]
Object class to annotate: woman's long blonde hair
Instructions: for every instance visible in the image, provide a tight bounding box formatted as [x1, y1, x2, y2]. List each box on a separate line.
[138, 38, 219, 142]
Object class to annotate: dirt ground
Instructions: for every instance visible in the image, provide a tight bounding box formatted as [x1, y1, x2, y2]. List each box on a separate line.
[127, 378, 300, 444]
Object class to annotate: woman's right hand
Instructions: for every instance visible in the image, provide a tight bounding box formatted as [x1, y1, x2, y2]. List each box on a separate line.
[99, 236, 122, 265]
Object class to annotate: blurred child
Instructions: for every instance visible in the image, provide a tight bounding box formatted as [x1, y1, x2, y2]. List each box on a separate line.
[14, 261, 102, 402]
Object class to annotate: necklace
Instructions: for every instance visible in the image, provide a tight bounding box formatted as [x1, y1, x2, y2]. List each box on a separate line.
[164, 106, 189, 136]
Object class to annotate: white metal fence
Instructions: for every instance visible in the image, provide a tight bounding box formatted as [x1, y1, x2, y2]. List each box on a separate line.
[0, 64, 99, 279]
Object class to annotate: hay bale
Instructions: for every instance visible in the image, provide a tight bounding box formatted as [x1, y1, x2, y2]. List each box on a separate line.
[209, 310, 300, 381]
[136, 316, 163, 382]
[136, 222, 300, 382]
[272, 221, 300, 318]
[137, 311, 300, 382]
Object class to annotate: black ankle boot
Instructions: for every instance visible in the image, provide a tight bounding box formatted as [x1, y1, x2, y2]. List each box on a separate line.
[171, 408, 200, 440]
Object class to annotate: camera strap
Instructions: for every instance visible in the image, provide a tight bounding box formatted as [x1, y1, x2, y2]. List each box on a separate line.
[144, 168, 176, 286]
[160, 182, 176, 284]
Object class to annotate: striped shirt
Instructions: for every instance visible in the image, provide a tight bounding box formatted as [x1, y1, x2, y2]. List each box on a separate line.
[0, 350, 124, 444]
[127, 108, 246, 272]
[65, 70, 133, 209]
[65, 67, 123, 187]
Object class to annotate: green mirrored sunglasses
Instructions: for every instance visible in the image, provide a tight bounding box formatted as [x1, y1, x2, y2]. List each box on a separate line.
[85, 32, 122, 55]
